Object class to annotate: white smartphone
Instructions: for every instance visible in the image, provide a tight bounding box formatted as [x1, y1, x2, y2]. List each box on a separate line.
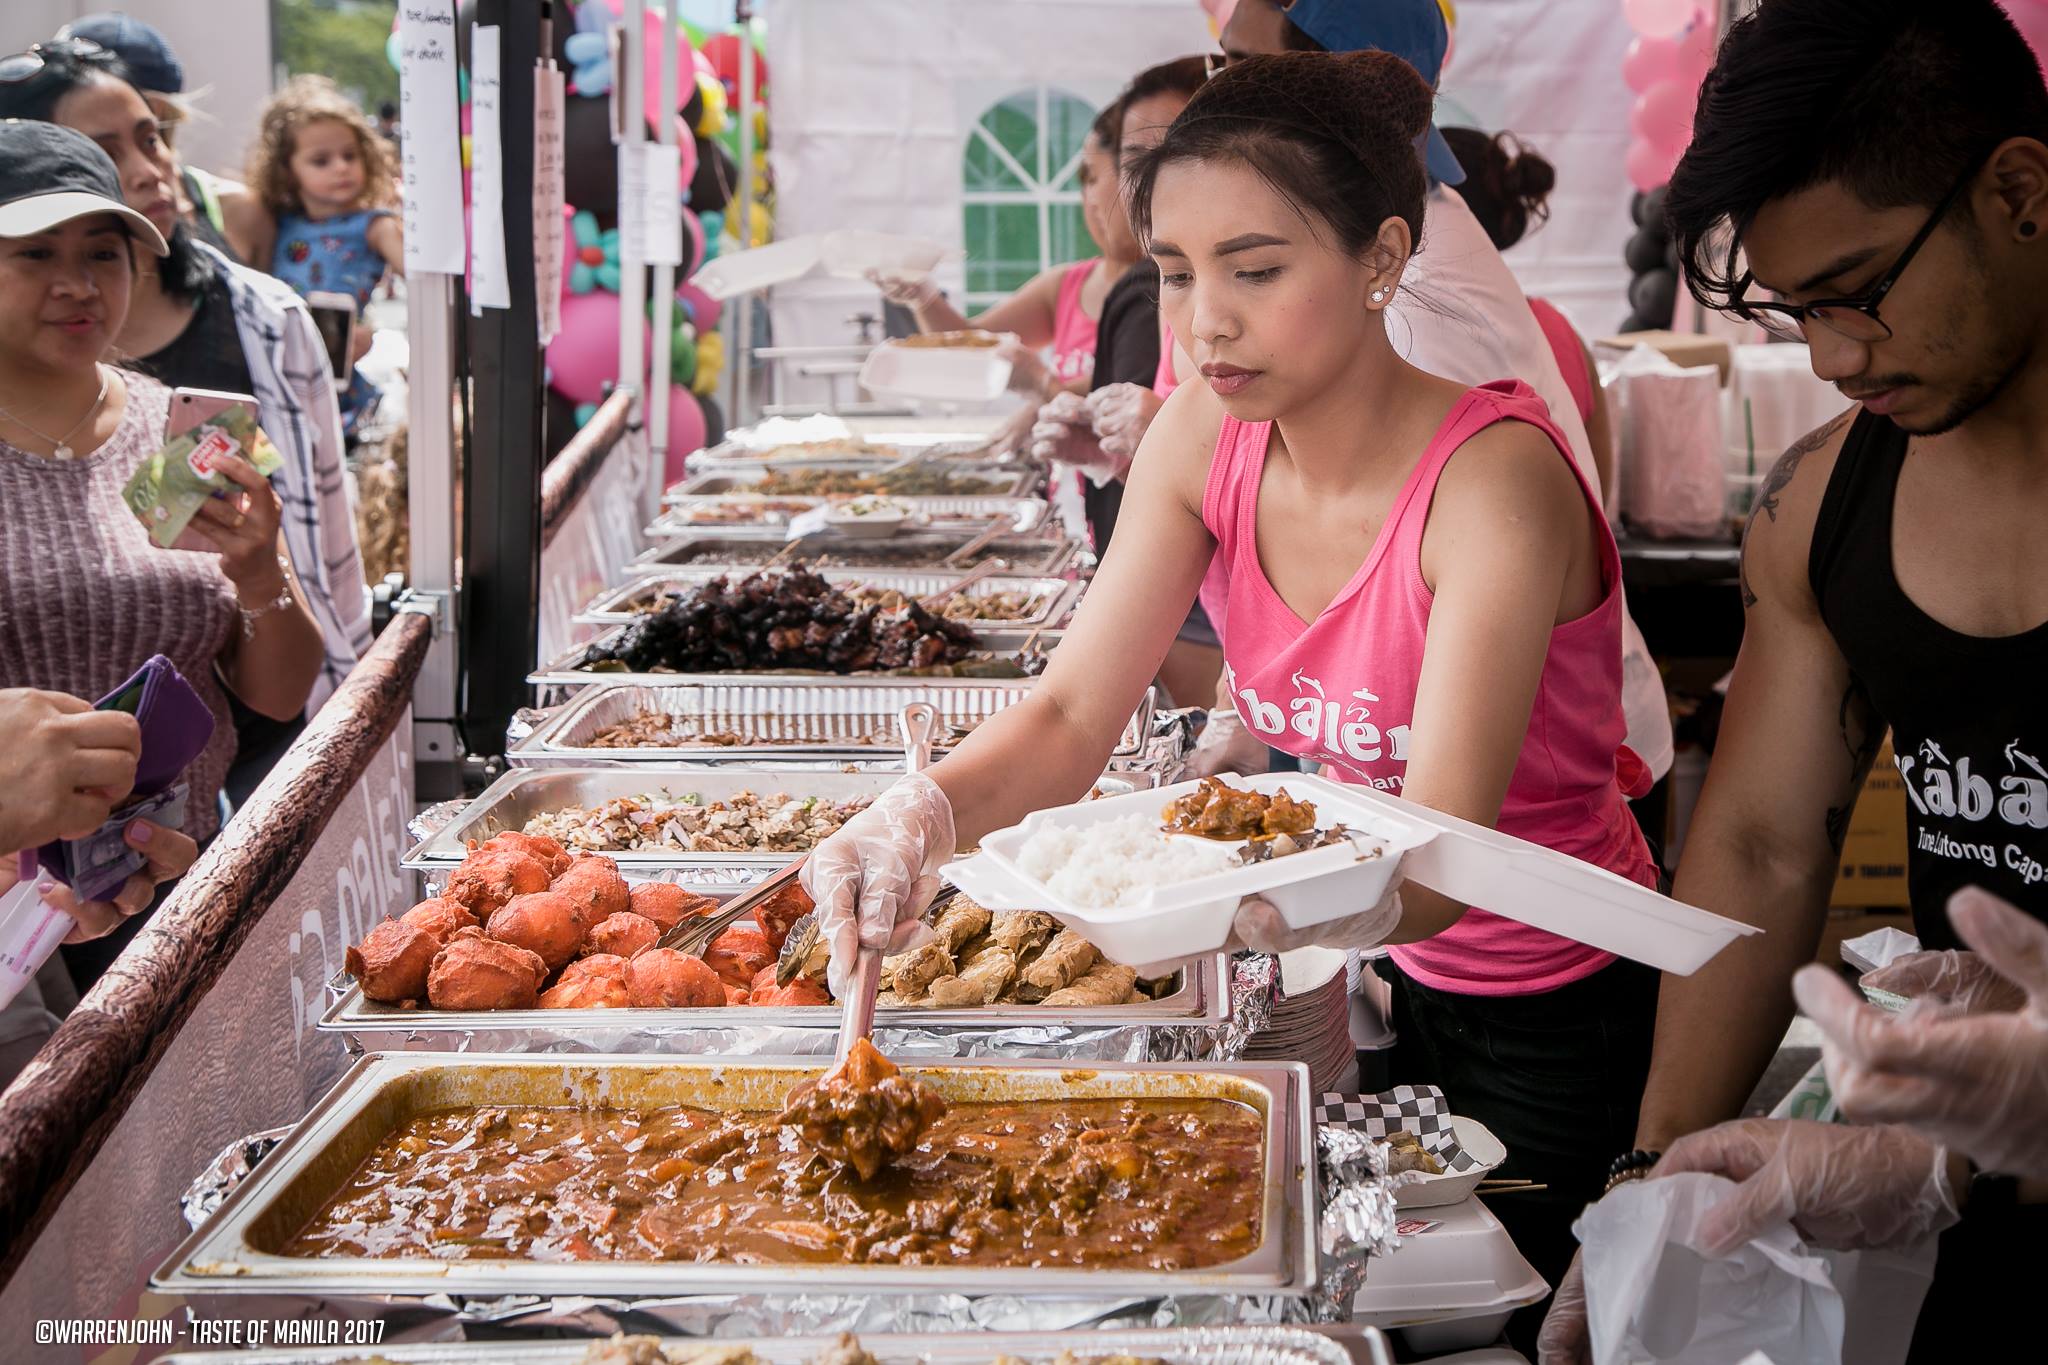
[305, 290, 358, 382]
[166, 386, 258, 439]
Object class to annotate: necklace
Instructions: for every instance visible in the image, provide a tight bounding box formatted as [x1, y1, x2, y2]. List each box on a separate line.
[0, 365, 110, 460]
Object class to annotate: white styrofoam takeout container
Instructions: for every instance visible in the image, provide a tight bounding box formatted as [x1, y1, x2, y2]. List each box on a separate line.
[860, 333, 1015, 404]
[1352, 1195, 1549, 1353]
[944, 772, 1760, 976]
[692, 229, 952, 300]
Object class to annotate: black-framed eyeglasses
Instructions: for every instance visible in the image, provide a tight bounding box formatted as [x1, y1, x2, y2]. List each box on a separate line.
[1732, 157, 1982, 344]
[0, 37, 105, 85]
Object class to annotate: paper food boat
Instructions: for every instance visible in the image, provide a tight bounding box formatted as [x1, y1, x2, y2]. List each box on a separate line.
[944, 772, 1758, 975]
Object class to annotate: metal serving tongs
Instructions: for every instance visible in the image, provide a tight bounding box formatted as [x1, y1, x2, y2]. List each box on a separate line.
[654, 859, 807, 958]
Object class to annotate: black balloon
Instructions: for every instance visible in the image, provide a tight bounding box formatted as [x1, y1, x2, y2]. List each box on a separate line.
[1624, 225, 1668, 275]
[1629, 267, 1679, 327]
[1641, 186, 1669, 231]
[563, 94, 622, 227]
[1630, 190, 1650, 227]
[682, 80, 706, 133]
[689, 136, 737, 215]
[696, 393, 726, 447]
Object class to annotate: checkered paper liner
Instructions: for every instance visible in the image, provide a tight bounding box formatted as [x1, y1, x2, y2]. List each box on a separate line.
[1315, 1084, 1486, 1174]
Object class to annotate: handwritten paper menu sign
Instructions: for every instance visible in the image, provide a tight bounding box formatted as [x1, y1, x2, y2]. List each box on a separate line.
[467, 25, 509, 313]
[534, 62, 567, 344]
[398, 0, 465, 275]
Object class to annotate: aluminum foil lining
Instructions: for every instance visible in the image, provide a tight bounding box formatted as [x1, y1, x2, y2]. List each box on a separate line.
[159, 1323, 1379, 1365]
[408, 799, 469, 852]
[182, 1127, 295, 1233]
[1313, 1127, 1401, 1322]
[1107, 704, 1199, 785]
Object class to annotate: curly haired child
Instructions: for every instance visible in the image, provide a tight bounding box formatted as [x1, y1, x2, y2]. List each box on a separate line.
[247, 75, 403, 307]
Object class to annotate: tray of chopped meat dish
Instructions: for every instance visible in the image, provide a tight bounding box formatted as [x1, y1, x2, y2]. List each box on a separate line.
[154, 1052, 1315, 1299]
[573, 568, 1079, 632]
[508, 681, 1150, 767]
[622, 530, 1078, 575]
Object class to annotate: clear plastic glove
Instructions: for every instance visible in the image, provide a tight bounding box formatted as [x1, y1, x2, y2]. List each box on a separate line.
[1793, 887, 2048, 1180]
[998, 338, 1054, 400]
[868, 267, 939, 310]
[1028, 392, 1124, 482]
[801, 772, 957, 997]
[1084, 382, 1164, 462]
[1536, 1249, 1591, 1365]
[1655, 1118, 1959, 1256]
[1224, 888, 1402, 954]
[1861, 946, 2025, 1016]
[1185, 707, 1272, 780]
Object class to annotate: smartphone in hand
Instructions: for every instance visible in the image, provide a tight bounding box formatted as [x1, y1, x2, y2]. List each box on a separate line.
[305, 291, 358, 382]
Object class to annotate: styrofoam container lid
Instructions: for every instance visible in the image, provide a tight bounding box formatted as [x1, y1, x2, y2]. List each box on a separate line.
[1352, 1195, 1547, 1328]
[692, 230, 952, 300]
[861, 335, 1015, 404]
[943, 772, 1759, 976]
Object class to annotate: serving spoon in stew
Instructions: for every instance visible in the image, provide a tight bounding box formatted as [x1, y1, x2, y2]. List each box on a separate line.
[776, 703, 948, 1178]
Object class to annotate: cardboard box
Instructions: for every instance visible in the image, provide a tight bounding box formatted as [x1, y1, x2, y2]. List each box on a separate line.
[1831, 736, 1911, 910]
[1596, 329, 1736, 385]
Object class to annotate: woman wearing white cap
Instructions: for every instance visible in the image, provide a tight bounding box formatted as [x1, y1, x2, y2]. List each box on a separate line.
[0, 119, 324, 988]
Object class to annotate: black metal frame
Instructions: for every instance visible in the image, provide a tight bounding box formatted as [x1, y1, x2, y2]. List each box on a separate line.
[459, 0, 552, 761]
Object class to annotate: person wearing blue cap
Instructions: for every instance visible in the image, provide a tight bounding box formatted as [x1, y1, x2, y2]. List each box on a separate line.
[55, 12, 266, 265]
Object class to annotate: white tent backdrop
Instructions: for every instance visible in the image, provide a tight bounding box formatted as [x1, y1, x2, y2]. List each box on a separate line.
[763, 0, 1638, 406]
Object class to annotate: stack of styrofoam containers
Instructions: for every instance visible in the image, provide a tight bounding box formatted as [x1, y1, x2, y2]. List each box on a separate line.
[1725, 343, 1852, 527]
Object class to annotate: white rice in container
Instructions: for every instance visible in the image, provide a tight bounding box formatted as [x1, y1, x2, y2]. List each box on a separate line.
[1017, 814, 1242, 908]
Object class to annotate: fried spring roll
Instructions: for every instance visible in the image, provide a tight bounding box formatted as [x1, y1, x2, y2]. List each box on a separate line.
[987, 909, 1058, 958]
[882, 940, 956, 1000]
[1040, 961, 1139, 1007]
[1016, 928, 1100, 1002]
[924, 940, 1019, 1007]
[929, 895, 993, 954]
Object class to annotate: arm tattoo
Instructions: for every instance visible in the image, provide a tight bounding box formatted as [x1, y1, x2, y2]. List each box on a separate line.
[1823, 673, 1885, 853]
[1738, 410, 1855, 610]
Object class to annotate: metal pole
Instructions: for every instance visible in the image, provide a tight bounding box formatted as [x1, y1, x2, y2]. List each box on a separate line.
[459, 0, 548, 762]
[406, 272, 460, 789]
[648, 0, 679, 517]
[733, 0, 756, 425]
[619, 0, 649, 429]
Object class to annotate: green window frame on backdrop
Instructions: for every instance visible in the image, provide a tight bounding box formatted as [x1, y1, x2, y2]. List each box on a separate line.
[961, 87, 1099, 310]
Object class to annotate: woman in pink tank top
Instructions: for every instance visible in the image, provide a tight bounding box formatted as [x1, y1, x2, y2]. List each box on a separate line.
[805, 51, 1657, 1327]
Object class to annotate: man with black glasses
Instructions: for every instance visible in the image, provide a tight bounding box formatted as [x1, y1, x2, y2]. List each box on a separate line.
[1539, 1, 2048, 1358]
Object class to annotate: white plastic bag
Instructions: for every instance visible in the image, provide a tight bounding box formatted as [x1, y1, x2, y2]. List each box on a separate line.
[1577, 1173, 1934, 1365]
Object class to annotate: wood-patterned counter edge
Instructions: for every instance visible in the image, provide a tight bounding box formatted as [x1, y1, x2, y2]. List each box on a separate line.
[540, 389, 635, 549]
[0, 610, 434, 1286]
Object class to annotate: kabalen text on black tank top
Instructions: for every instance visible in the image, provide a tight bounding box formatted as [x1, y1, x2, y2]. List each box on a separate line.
[1809, 409, 2048, 947]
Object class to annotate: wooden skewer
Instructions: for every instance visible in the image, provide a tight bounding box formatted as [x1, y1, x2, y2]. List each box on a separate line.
[941, 515, 1009, 567]
[917, 560, 998, 611]
[764, 538, 805, 568]
[1476, 1181, 1548, 1195]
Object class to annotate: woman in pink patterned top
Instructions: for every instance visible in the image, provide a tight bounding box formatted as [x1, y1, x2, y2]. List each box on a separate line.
[803, 51, 1657, 1330]
[0, 121, 324, 987]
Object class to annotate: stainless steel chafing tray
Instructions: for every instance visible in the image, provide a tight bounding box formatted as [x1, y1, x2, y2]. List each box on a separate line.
[670, 464, 1039, 500]
[508, 680, 1149, 767]
[527, 627, 1065, 692]
[402, 766, 907, 870]
[160, 1324, 1383, 1365]
[650, 495, 1049, 540]
[621, 531, 1078, 577]
[321, 907, 1228, 1055]
[573, 567, 1081, 632]
[154, 1053, 1317, 1301]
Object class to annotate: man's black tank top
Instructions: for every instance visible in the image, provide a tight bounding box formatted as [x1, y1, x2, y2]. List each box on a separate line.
[1809, 410, 2048, 945]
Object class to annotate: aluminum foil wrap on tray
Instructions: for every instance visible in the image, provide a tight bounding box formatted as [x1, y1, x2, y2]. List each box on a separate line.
[159, 1323, 1389, 1365]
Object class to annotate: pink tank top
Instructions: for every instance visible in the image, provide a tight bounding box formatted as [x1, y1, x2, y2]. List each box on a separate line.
[1050, 260, 1101, 387]
[1153, 317, 1181, 398]
[1201, 381, 1655, 996]
[1528, 297, 1595, 427]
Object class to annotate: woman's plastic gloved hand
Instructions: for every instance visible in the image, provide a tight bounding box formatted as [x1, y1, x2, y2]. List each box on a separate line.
[1655, 1117, 1959, 1256]
[1028, 392, 1124, 482]
[1224, 888, 1402, 954]
[868, 268, 940, 310]
[1184, 706, 1272, 780]
[1795, 886, 2048, 1180]
[1861, 946, 2026, 1015]
[802, 772, 956, 997]
[1084, 382, 1163, 462]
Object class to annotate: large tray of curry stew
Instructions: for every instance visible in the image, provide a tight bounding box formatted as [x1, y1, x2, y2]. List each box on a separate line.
[155, 1053, 1315, 1300]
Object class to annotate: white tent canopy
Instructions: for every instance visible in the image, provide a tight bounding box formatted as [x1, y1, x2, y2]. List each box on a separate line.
[762, 0, 1637, 400]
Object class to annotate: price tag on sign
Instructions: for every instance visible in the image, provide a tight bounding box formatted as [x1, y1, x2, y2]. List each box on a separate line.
[533, 62, 566, 344]
[467, 25, 509, 313]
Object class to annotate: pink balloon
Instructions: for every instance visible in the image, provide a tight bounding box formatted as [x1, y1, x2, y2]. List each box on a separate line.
[1622, 35, 1681, 93]
[597, 0, 703, 132]
[546, 290, 626, 404]
[677, 280, 722, 332]
[663, 389, 708, 485]
[2002, 0, 2048, 64]
[1626, 136, 1682, 193]
[1623, 0, 1697, 40]
[1632, 79, 1696, 158]
[1676, 16, 1718, 81]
